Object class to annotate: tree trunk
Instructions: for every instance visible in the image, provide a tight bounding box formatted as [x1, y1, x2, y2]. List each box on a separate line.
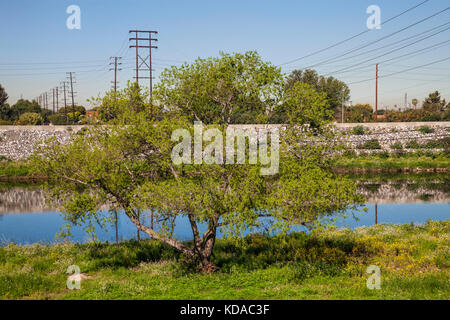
[128, 210, 220, 273]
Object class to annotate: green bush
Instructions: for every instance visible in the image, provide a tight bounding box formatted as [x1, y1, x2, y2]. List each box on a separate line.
[378, 150, 390, 158]
[394, 149, 407, 158]
[48, 113, 70, 125]
[352, 125, 365, 135]
[391, 142, 403, 149]
[441, 109, 450, 121]
[421, 139, 443, 149]
[357, 139, 381, 150]
[343, 149, 357, 157]
[443, 137, 450, 154]
[15, 112, 43, 125]
[417, 126, 434, 134]
[405, 140, 420, 149]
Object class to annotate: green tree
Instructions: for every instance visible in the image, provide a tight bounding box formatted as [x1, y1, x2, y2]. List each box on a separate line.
[91, 82, 153, 122]
[0, 84, 8, 107]
[423, 91, 445, 113]
[155, 51, 284, 124]
[32, 52, 362, 270]
[16, 112, 43, 125]
[58, 105, 86, 115]
[412, 98, 418, 109]
[345, 104, 373, 123]
[8, 99, 45, 121]
[285, 69, 350, 119]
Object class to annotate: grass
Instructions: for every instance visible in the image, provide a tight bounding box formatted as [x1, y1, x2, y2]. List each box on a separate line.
[335, 152, 450, 172]
[0, 221, 448, 300]
[0, 160, 32, 177]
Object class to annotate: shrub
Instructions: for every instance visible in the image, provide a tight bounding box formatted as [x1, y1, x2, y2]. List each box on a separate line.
[378, 150, 390, 158]
[441, 108, 450, 121]
[417, 126, 434, 134]
[405, 140, 420, 149]
[343, 149, 356, 157]
[15, 112, 43, 125]
[48, 113, 69, 125]
[394, 149, 407, 157]
[391, 141, 403, 149]
[443, 137, 450, 154]
[0, 120, 12, 125]
[357, 139, 381, 150]
[421, 139, 443, 149]
[352, 125, 365, 135]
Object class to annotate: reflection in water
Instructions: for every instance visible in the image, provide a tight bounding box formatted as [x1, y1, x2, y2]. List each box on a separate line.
[357, 179, 450, 204]
[375, 203, 378, 225]
[0, 186, 51, 214]
[0, 177, 449, 245]
[1, 179, 448, 215]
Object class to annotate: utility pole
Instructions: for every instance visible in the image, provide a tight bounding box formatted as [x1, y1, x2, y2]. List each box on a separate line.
[61, 81, 68, 123]
[109, 57, 122, 96]
[55, 87, 59, 113]
[52, 88, 55, 113]
[341, 93, 345, 124]
[67, 72, 76, 122]
[375, 63, 379, 122]
[61, 82, 67, 109]
[129, 30, 158, 107]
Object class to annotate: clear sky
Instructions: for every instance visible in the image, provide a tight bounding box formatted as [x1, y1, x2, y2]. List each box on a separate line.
[0, 0, 449, 109]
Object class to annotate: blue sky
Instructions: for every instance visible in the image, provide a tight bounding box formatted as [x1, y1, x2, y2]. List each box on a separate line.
[0, 0, 449, 109]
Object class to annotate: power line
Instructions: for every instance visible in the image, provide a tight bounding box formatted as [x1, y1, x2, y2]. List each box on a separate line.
[302, 6, 450, 70]
[279, 0, 431, 66]
[326, 37, 450, 76]
[313, 21, 450, 68]
[348, 56, 450, 85]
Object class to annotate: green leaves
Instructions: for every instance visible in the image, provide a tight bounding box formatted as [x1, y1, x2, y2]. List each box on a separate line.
[154, 51, 283, 124]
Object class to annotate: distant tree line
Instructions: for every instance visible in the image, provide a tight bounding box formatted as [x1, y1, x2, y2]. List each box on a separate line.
[344, 91, 450, 123]
[0, 84, 87, 125]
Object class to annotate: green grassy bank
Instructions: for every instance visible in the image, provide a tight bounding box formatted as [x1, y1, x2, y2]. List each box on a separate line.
[1, 221, 448, 300]
[1, 152, 449, 181]
[334, 152, 450, 173]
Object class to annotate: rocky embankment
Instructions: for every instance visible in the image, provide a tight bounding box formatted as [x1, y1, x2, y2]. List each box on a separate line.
[0, 122, 449, 160]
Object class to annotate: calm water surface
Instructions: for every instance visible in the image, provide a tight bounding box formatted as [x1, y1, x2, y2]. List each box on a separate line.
[0, 176, 449, 245]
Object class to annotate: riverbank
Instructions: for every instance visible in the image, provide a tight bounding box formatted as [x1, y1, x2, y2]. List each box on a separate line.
[0, 160, 46, 182]
[1, 153, 449, 182]
[0, 221, 448, 299]
[334, 153, 450, 173]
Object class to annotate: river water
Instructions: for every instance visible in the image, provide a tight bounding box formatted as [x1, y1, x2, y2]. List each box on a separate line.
[0, 175, 449, 245]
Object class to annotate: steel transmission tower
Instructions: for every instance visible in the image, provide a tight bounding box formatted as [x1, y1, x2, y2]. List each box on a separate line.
[129, 30, 158, 105]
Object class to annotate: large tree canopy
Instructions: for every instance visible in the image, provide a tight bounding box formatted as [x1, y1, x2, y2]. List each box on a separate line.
[154, 51, 284, 124]
[285, 69, 350, 120]
[32, 52, 363, 271]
